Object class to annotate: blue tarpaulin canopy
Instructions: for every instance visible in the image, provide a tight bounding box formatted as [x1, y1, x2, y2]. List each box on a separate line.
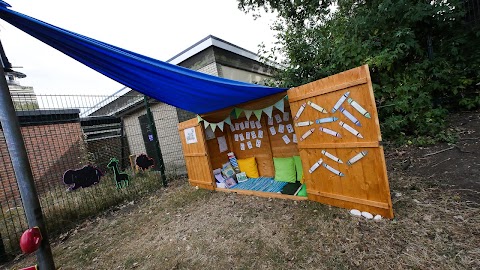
[0, 1, 286, 114]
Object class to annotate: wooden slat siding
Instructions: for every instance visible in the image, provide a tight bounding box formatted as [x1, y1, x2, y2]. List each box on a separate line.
[206, 127, 231, 171]
[184, 153, 207, 157]
[267, 107, 299, 159]
[300, 142, 380, 149]
[306, 190, 390, 209]
[178, 118, 199, 131]
[231, 116, 275, 177]
[178, 120, 214, 188]
[288, 78, 368, 102]
[364, 67, 383, 142]
[217, 188, 309, 201]
[288, 65, 394, 218]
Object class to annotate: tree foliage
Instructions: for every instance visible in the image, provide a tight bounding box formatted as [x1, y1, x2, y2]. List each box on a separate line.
[239, 0, 480, 143]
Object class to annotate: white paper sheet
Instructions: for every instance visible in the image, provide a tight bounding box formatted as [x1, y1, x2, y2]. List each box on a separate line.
[258, 130, 264, 138]
[240, 143, 245, 151]
[245, 120, 250, 129]
[268, 117, 274, 125]
[247, 141, 253, 149]
[239, 133, 245, 141]
[269, 126, 277, 136]
[293, 134, 298, 143]
[286, 124, 294, 133]
[184, 127, 197, 144]
[229, 124, 235, 132]
[250, 121, 255, 128]
[282, 134, 291, 144]
[274, 114, 282, 123]
[246, 132, 251, 140]
[251, 131, 257, 139]
[283, 112, 290, 122]
[255, 121, 262, 129]
[234, 134, 239, 141]
[278, 124, 285, 133]
[256, 139, 261, 148]
[240, 122, 245, 130]
[217, 136, 228, 153]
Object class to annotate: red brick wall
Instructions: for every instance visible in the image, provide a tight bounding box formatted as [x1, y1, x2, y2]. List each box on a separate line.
[0, 122, 85, 207]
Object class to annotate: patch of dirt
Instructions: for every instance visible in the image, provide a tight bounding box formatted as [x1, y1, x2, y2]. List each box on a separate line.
[3, 111, 479, 270]
[386, 110, 480, 203]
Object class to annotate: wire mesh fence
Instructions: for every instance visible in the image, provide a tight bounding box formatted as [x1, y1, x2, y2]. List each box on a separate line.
[0, 92, 190, 259]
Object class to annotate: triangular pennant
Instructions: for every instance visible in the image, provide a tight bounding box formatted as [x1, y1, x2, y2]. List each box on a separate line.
[217, 121, 225, 132]
[244, 110, 253, 120]
[211, 123, 217, 131]
[203, 120, 210, 129]
[234, 108, 243, 119]
[274, 98, 285, 112]
[224, 117, 232, 126]
[263, 106, 273, 118]
[254, 109, 263, 120]
[197, 115, 203, 123]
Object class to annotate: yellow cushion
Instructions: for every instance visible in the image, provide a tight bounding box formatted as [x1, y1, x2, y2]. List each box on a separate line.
[237, 157, 259, 178]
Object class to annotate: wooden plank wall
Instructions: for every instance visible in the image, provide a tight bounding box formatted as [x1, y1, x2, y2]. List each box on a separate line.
[205, 128, 233, 170]
[178, 119, 215, 190]
[229, 116, 275, 177]
[287, 65, 394, 218]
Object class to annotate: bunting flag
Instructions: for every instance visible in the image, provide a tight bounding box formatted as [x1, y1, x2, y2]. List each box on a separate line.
[254, 109, 263, 120]
[263, 106, 273, 118]
[244, 110, 253, 120]
[274, 98, 285, 112]
[195, 95, 287, 131]
[234, 108, 243, 119]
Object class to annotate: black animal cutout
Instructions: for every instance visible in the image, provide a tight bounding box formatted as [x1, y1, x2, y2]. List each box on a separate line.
[136, 154, 155, 171]
[63, 165, 103, 191]
[107, 158, 129, 189]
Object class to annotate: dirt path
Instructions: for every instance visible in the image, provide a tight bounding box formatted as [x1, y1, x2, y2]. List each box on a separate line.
[4, 111, 479, 270]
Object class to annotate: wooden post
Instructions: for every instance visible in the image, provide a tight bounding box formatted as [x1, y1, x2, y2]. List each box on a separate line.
[129, 154, 137, 175]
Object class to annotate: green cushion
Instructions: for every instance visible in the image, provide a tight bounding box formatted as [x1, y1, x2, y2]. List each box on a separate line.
[273, 157, 296, 183]
[293, 155, 303, 182]
[297, 184, 307, 197]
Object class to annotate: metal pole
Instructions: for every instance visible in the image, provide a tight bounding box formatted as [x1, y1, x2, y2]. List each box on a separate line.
[0, 67, 55, 269]
[144, 96, 168, 187]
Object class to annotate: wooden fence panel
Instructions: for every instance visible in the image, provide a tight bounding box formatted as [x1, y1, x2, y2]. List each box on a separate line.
[178, 119, 214, 190]
[288, 65, 393, 218]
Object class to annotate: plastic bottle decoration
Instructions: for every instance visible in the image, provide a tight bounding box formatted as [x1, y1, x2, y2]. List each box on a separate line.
[19, 227, 42, 254]
[107, 158, 130, 189]
[227, 152, 241, 173]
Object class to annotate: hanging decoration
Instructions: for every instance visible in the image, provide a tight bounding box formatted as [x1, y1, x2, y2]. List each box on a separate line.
[196, 95, 287, 131]
[244, 110, 253, 120]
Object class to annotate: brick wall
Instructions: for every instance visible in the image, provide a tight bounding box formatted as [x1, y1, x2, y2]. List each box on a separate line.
[0, 122, 85, 207]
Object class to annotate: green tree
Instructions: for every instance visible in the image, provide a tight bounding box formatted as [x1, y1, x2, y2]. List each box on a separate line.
[239, 0, 480, 143]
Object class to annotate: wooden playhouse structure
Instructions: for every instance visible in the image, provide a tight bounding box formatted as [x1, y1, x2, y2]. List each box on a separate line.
[178, 65, 394, 218]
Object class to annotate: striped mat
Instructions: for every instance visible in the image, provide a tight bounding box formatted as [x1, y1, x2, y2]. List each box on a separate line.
[231, 177, 287, 193]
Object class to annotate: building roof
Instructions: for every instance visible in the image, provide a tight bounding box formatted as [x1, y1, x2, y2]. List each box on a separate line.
[167, 35, 261, 65]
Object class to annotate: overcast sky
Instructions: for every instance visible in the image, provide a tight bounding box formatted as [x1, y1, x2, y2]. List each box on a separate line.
[0, 0, 277, 96]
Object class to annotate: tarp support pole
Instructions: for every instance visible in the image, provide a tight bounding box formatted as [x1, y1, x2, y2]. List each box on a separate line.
[0, 66, 55, 269]
[144, 96, 168, 187]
